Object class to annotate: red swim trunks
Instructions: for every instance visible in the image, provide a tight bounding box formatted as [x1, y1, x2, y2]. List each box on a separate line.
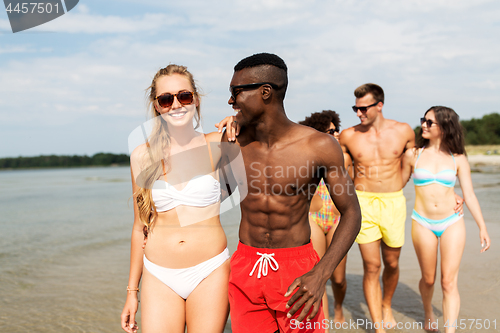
[228, 241, 325, 333]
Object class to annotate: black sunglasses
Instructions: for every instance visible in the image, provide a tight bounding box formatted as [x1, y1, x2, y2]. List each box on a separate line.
[352, 101, 380, 113]
[229, 82, 279, 100]
[155, 91, 194, 109]
[420, 117, 438, 128]
[326, 128, 339, 135]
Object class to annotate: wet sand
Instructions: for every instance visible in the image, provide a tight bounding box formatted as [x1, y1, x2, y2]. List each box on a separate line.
[325, 217, 500, 333]
[468, 155, 500, 173]
[1, 167, 497, 332]
[315, 177, 500, 333]
[468, 154, 500, 164]
[221, 172, 500, 333]
[221, 169, 500, 333]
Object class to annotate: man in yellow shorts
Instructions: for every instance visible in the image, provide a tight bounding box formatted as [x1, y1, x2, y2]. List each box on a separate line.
[340, 83, 414, 333]
[354, 190, 406, 248]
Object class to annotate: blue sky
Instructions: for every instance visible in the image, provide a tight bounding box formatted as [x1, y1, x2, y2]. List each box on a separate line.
[1, 0, 499, 158]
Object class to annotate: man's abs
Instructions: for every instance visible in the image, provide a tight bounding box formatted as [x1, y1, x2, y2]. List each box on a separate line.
[352, 160, 404, 193]
[238, 201, 311, 249]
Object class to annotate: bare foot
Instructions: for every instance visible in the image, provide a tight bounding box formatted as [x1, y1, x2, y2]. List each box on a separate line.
[424, 314, 438, 332]
[382, 305, 397, 329]
[333, 305, 345, 324]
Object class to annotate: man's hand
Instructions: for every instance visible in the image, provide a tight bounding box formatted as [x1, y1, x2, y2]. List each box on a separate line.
[454, 193, 464, 215]
[215, 116, 240, 141]
[284, 269, 326, 322]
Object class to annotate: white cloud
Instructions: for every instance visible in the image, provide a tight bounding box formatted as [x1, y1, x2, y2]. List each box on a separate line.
[30, 12, 183, 34]
[1, 0, 500, 156]
[0, 18, 10, 30]
[0, 45, 36, 54]
[76, 4, 90, 14]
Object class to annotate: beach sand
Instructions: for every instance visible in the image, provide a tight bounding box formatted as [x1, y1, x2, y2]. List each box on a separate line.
[467, 154, 500, 165]
[467, 154, 500, 173]
[312, 174, 500, 333]
[220, 173, 500, 333]
[323, 218, 500, 333]
[1, 167, 498, 332]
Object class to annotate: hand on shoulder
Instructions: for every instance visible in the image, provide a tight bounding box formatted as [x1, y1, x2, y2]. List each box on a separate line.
[205, 131, 224, 143]
[405, 146, 417, 155]
[403, 147, 417, 163]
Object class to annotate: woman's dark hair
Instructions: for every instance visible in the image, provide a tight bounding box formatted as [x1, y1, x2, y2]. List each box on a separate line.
[300, 110, 341, 132]
[416, 106, 466, 155]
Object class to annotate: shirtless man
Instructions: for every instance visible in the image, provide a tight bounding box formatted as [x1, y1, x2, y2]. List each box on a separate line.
[223, 53, 361, 333]
[339, 83, 415, 332]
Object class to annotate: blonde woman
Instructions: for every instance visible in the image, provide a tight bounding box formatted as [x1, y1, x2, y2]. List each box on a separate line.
[121, 65, 237, 333]
[402, 106, 490, 333]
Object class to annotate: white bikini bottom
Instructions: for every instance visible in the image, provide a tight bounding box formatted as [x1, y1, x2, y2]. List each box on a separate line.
[143, 248, 229, 299]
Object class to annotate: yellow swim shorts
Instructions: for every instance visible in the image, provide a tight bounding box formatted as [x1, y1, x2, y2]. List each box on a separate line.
[355, 190, 406, 248]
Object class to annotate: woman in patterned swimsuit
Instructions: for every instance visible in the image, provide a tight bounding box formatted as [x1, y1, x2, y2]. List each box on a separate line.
[300, 110, 352, 324]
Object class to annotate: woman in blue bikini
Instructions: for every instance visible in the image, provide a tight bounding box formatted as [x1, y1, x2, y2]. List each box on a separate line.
[402, 106, 490, 333]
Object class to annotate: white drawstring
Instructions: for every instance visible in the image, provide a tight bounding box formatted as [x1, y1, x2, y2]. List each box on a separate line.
[249, 252, 279, 278]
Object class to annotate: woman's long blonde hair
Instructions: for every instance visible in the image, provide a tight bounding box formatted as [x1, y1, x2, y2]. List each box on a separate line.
[135, 64, 201, 232]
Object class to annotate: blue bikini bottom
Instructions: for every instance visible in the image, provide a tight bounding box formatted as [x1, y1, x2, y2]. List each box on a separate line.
[411, 209, 463, 237]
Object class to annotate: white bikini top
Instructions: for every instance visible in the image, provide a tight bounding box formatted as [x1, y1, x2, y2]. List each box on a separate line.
[151, 151, 220, 212]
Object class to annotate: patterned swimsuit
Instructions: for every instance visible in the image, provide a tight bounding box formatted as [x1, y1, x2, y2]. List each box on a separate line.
[308, 179, 341, 234]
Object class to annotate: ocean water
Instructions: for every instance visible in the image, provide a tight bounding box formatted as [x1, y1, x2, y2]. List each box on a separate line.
[0, 167, 498, 332]
[0, 167, 241, 332]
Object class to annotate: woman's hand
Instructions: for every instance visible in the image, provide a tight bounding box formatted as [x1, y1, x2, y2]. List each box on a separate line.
[453, 193, 464, 215]
[121, 293, 139, 333]
[215, 116, 240, 141]
[479, 228, 491, 253]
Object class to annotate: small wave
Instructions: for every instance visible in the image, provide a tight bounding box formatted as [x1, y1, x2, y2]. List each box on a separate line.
[85, 177, 127, 183]
[106, 178, 127, 182]
[475, 182, 500, 188]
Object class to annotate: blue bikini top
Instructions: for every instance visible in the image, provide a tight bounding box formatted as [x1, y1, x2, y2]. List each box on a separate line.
[413, 148, 457, 188]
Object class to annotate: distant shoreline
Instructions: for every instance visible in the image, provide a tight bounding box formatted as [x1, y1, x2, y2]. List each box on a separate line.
[465, 145, 500, 172]
[0, 153, 129, 170]
[465, 144, 500, 156]
[467, 155, 500, 164]
[1, 149, 499, 171]
[0, 164, 129, 172]
[467, 155, 500, 173]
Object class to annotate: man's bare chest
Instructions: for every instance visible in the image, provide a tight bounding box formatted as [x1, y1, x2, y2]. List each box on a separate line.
[348, 135, 405, 162]
[241, 146, 320, 189]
